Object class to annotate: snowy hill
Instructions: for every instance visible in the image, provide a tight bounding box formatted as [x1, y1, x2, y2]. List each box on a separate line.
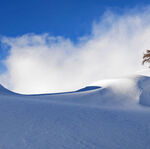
[0, 75, 150, 148]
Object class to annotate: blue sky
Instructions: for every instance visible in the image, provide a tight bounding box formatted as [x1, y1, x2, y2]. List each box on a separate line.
[0, 0, 150, 40]
[0, 0, 150, 60]
[1, 0, 150, 93]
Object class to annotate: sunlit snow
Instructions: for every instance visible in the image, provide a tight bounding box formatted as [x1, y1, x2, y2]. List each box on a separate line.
[0, 75, 150, 148]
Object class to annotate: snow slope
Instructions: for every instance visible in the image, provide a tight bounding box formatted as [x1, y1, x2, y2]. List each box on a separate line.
[0, 75, 150, 149]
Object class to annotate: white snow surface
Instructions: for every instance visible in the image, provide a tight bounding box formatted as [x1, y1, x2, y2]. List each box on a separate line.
[0, 75, 150, 148]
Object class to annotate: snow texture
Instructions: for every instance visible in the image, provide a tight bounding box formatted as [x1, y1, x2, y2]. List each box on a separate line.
[0, 75, 150, 149]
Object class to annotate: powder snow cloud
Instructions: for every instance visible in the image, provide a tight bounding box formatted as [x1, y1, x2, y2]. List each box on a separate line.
[1, 7, 150, 94]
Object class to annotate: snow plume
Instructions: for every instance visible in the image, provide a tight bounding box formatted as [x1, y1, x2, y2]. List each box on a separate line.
[1, 7, 150, 94]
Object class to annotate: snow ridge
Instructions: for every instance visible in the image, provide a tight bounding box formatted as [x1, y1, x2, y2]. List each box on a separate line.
[0, 75, 150, 148]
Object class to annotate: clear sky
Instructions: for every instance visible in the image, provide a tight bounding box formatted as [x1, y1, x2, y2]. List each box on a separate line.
[0, 0, 150, 40]
[1, 0, 150, 93]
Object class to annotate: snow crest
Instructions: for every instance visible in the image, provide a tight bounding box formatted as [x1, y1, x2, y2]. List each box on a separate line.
[0, 75, 150, 107]
[0, 75, 150, 149]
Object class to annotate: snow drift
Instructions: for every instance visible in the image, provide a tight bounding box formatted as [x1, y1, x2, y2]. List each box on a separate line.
[0, 75, 150, 149]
